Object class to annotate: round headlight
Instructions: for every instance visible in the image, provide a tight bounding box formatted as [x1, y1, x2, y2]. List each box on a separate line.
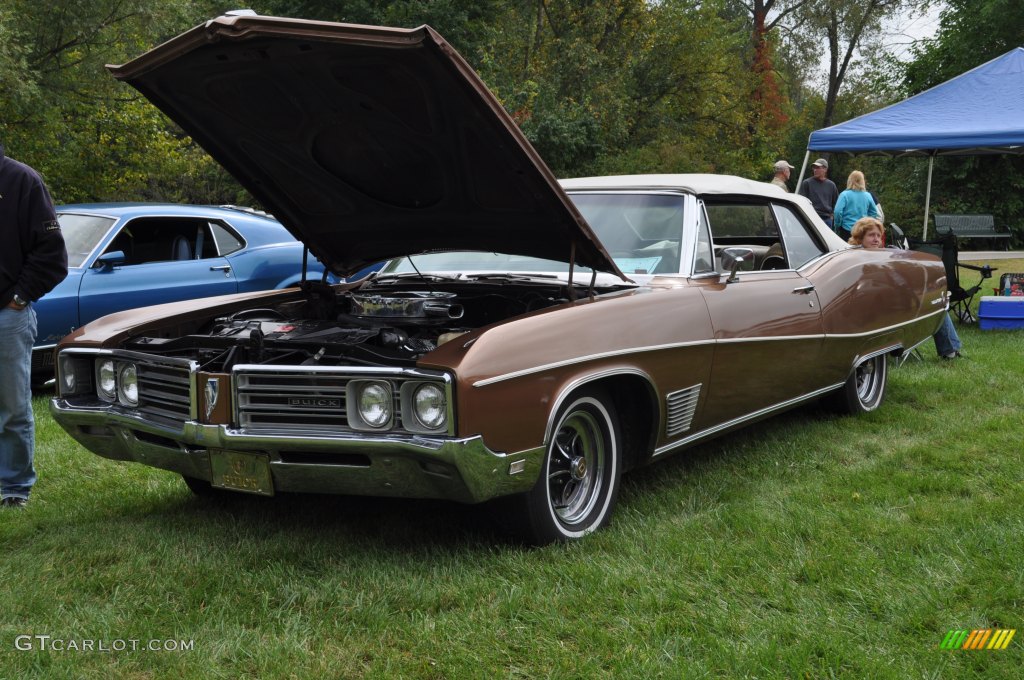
[62, 365, 76, 393]
[117, 362, 138, 406]
[97, 359, 116, 401]
[358, 382, 392, 428]
[413, 384, 446, 430]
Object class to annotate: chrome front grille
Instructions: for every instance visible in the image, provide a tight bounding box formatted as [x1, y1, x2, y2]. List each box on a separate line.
[665, 384, 702, 438]
[137, 362, 192, 424]
[232, 366, 453, 436]
[236, 371, 351, 432]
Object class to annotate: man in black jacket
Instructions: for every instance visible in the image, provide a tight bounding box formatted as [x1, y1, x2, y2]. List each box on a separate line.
[0, 144, 67, 508]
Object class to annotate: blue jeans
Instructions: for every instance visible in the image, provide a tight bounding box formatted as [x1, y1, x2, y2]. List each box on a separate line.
[0, 305, 37, 499]
[933, 312, 962, 357]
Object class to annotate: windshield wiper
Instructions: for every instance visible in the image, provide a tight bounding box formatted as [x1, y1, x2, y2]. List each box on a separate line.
[463, 273, 559, 282]
[368, 272, 460, 283]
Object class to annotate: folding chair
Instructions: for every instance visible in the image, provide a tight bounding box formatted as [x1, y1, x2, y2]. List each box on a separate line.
[891, 224, 996, 324]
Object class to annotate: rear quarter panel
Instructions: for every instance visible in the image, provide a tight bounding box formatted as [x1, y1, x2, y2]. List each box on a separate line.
[804, 248, 946, 384]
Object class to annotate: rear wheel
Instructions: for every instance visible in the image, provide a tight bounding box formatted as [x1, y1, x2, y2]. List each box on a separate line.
[831, 354, 888, 414]
[501, 388, 622, 544]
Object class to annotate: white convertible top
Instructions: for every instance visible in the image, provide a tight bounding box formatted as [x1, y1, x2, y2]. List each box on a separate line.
[560, 174, 850, 251]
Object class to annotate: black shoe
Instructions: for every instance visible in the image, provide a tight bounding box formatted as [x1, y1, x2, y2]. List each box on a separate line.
[941, 351, 963, 360]
[1, 496, 28, 509]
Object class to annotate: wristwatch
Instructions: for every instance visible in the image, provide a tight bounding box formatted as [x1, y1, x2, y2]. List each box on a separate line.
[11, 293, 28, 308]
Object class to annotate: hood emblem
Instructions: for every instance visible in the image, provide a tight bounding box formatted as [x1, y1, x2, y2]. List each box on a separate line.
[205, 378, 220, 419]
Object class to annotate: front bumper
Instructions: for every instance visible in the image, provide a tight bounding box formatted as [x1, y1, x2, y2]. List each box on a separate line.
[51, 399, 543, 503]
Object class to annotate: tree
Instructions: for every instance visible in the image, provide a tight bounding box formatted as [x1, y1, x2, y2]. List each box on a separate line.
[729, 1, 809, 137]
[797, 0, 910, 129]
[904, 0, 1024, 92]
[0, 0, 238, 203]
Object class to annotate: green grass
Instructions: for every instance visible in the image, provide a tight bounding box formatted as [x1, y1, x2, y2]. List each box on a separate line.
[3, 325, 1023, 678]
[959, 256, 1024, 300]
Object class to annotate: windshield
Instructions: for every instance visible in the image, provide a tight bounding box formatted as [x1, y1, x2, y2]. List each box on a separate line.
[57, 212, 117, 268]
[384, 193, 684, 276]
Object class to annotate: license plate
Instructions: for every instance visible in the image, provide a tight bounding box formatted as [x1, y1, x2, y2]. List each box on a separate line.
[210, 450, 274, 496]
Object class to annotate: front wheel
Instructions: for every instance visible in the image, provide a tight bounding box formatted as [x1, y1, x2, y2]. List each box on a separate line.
[501, 389, 622, 544]
[830, 354, 888, 414]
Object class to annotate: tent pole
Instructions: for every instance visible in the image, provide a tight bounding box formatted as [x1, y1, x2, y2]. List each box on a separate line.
[796, 150, 811, 186]
[922, 154, 935, 238]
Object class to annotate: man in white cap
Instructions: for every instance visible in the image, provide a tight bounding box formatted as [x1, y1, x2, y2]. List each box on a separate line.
[798, 158, 839, 229]
[771, 160, 794, 191]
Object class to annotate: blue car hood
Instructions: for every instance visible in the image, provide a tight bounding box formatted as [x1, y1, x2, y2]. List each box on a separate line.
[106, 13, 623, 279]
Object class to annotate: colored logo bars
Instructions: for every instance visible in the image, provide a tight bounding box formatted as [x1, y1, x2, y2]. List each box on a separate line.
[941, 629, 1016, 650]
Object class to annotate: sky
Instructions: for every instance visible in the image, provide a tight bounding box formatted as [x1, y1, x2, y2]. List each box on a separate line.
[881, 3, 945, 61]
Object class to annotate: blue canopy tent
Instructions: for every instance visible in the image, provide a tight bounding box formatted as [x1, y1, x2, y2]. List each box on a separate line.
[799, 47, 1024, 237]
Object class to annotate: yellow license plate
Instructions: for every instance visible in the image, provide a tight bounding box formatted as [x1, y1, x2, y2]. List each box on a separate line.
[210, 450, 274, 496]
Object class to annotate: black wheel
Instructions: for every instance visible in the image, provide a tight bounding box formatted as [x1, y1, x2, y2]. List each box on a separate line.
[830, 355, 888, 414]
[501, 388, 622, 544]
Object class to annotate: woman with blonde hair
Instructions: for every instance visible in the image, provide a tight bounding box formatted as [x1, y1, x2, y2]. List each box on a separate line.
[848, 217, 884, 248]
[833, 170, 878, 240]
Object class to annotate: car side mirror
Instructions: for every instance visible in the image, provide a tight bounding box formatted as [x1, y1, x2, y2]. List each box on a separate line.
[93, 250, 126, 271]
[720, 247, 753, 283]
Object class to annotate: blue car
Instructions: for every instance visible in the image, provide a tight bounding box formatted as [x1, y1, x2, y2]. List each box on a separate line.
[34, 203, 341, 381]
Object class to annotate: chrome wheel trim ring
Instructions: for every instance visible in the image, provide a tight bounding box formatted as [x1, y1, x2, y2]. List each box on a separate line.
[855, 356, 884, 407]
[546, 408, 606, 526]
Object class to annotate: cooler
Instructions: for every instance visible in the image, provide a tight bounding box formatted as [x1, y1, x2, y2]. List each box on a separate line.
[978, 296, 1024, 330]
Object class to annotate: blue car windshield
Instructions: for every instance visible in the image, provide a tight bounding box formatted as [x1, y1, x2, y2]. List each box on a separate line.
[385, 193, 684, 276]
[57, 213, 117, 268]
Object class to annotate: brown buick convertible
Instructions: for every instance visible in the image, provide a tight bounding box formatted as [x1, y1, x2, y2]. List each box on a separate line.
[50, 13, 946, 543]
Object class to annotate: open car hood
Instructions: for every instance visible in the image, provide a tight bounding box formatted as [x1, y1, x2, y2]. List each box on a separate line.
[107, 13, 623, 278]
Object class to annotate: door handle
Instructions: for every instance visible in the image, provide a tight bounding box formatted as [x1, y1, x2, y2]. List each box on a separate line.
[792, 284, 815, 294]
[209, 265, 231, 272]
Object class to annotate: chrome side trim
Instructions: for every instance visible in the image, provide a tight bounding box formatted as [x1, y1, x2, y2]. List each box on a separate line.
[473, 341, 711, 387]
[474, 309, 941, 387]
[855, 344, 901, 366]
[823, 307, 946, 338]
[716, 334, 821, 344]
[653, 382, 845, 457]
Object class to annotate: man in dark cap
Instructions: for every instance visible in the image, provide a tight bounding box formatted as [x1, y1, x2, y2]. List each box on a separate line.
[0, 144, 67, 509]
[798, 158, 839, 229]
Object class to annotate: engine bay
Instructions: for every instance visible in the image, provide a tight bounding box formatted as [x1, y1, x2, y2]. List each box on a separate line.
[121, 277, 629, 372]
